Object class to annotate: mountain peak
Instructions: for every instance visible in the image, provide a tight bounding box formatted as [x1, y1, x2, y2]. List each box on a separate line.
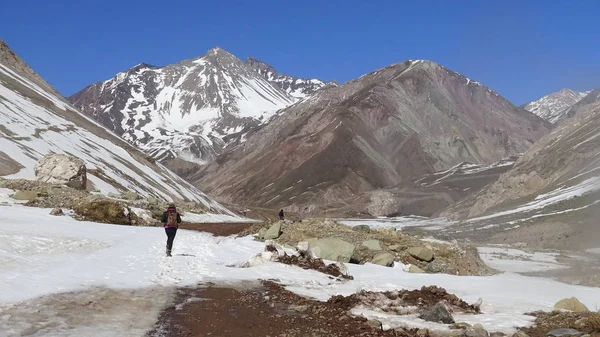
[523, 88, 590, 123]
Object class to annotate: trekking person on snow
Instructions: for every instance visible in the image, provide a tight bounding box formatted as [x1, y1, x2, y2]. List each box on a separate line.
[279, 209, 284, 221]
[162, 203, 181, 257]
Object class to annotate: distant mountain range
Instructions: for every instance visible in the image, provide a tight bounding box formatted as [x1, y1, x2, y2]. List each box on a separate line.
[68, 48, 334, 172]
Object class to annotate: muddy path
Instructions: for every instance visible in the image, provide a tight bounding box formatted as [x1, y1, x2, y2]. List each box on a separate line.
[147, 281, 412, 337]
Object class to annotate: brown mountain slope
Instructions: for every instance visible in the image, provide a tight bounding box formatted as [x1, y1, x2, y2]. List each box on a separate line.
[192, 60, 551, 212]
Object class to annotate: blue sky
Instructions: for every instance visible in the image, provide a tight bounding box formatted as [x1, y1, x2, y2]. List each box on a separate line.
[1, 0, 598, 104]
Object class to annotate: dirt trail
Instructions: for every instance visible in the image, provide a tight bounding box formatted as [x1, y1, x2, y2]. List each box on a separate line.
[147, 281, 413, 337]
[180, 222, 256, 236]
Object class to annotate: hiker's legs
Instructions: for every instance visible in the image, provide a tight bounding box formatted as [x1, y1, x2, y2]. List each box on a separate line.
[165, 228, 177, 256]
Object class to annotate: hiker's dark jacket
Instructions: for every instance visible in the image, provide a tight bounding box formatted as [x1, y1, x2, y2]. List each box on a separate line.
[161, 211, 182, 228]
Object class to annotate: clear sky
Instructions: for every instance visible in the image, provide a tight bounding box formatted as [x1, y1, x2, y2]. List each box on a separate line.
[1, 0, 598, 105]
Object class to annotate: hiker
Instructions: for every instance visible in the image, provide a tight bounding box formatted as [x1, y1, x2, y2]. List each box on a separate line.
[161, 203, 182, 257]
[279, 209, 284, 220]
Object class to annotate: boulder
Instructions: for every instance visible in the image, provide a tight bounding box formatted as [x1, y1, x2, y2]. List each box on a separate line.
[408, 246, 435, 262]
[372, 253, 395, 267]
[361, 239, 382, 251]
[408, 265, 425, 273]
[512, 331, 529, 337]
[306, 238, 355, 262]
[11, 190, 39, 200]
[353, 225, 371, 233]
[419, 302, 455, 324]
[490, 333, 507, 337]
[122, 191, 139, 201]
[467, 326, 489, 337]
[389, 244, 405, 252]
[34, 154, 87, 190]
[547, 329, 584, 337]
[264, 223, 282, 240]
[554, 298, 589, 312]
[258, 228, 267, 240]
[451, 330, 467, 337]
[50, 208, 64, 216]
[73, 198, 130, 225]
[366, 319, 383, 331]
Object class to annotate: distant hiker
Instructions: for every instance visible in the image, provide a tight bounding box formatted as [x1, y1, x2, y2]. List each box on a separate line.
[162, 203, 182, 257]
[279, 209, 284, 220]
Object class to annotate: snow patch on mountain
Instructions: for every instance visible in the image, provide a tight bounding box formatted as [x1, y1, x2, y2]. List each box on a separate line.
[523, 88, 590, 123]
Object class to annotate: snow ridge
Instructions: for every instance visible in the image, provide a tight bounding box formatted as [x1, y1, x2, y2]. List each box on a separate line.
[523, 88, 590, 123]
[69, 48, 300, 165]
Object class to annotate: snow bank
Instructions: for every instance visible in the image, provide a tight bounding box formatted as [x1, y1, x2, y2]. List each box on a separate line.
[181, 212, 260, 223]
[2, 206, 600, 335]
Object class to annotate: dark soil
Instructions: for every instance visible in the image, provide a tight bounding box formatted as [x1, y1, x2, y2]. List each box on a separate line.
[147, 281, 418, 337]
[277, 252, 354, 280]
[180, 222, 257, 236]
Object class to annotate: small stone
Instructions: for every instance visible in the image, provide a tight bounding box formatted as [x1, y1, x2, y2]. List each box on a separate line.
[366, 319, 383, 331]
[258, 228, 267, 240]
[512, 331, 529, 337]
[451, 323, 472, 330]
[547, 329, 584, 337]
[50, 208, 64, 216]
[408, 265, 425, 273]
[473, 324, 485, 330]
[418, 328, 429, 337]
[420, 302, 454, 324]
[490, 333, 506, 337]
[467, 326, 489, 337]
[450, 330, 467, 337]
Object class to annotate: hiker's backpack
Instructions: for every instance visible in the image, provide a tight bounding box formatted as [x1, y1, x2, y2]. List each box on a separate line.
[167, 211, 178, 227]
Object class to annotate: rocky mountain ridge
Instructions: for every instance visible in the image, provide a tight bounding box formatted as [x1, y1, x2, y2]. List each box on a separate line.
[192, 59, 551, 214]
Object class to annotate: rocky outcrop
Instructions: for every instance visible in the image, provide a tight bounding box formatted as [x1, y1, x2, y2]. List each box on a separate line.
[408, 247, 435, 262]
[34, 154, 87, 190]
[194, 60, 550, 213]
[371, 253, 394, 267]
[73, 198, 131, 225]
[419, 302, 455, 324]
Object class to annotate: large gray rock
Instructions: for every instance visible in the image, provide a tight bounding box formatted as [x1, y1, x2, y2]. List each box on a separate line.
[408, 265, 425, 273]
[50, 208, 64, 216]
[11, 190, 39, 200]
[353, 225, 371, 233]
[408, 246, 435, 262]
[361, 239, 382, 251]
[554, 297, 589, 312]
[419, 302, 454, 324]
[371, 253, 394, 267]
[122, 191, 139, 201]
[34, 154, 87, 190]
[307, 238, 355, 262]
[264, 223, 282, 240]
[547, 329, 584, 337]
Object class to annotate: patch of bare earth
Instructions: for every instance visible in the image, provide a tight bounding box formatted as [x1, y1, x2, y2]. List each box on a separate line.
[0, 150, 24, 175]
[147, 281, 418, 337]
[180, 222, 257, 237]
[273, 247, 354, 280]
[521, 311, 600, 337]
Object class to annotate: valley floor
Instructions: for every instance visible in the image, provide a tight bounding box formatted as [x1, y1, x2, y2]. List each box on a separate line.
[1, 201, 600, 336]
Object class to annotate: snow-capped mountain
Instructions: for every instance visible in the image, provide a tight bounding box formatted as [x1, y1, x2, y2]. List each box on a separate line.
[69, 47, 300, 166]
[192, 60, 551, 212]
[522, 88, 590, 123]
[245, 57, 336, 99]
[0, 39, 231, 212]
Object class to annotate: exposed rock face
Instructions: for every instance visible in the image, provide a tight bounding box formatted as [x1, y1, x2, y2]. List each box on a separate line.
[442, 99, 600, 225]
[34, 154, 87, 190]
[522, 88, 590, 123]
[73, 198, 130, 225]
[68, 48, 300, 167]
[0, 39, 236, 212]
[245, 57, 336, 99]
[193, 60, 550, 212]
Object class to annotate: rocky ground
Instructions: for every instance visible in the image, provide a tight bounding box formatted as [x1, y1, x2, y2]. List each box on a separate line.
[521, 311, 600, 337]
[245, 219, 496, 276]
